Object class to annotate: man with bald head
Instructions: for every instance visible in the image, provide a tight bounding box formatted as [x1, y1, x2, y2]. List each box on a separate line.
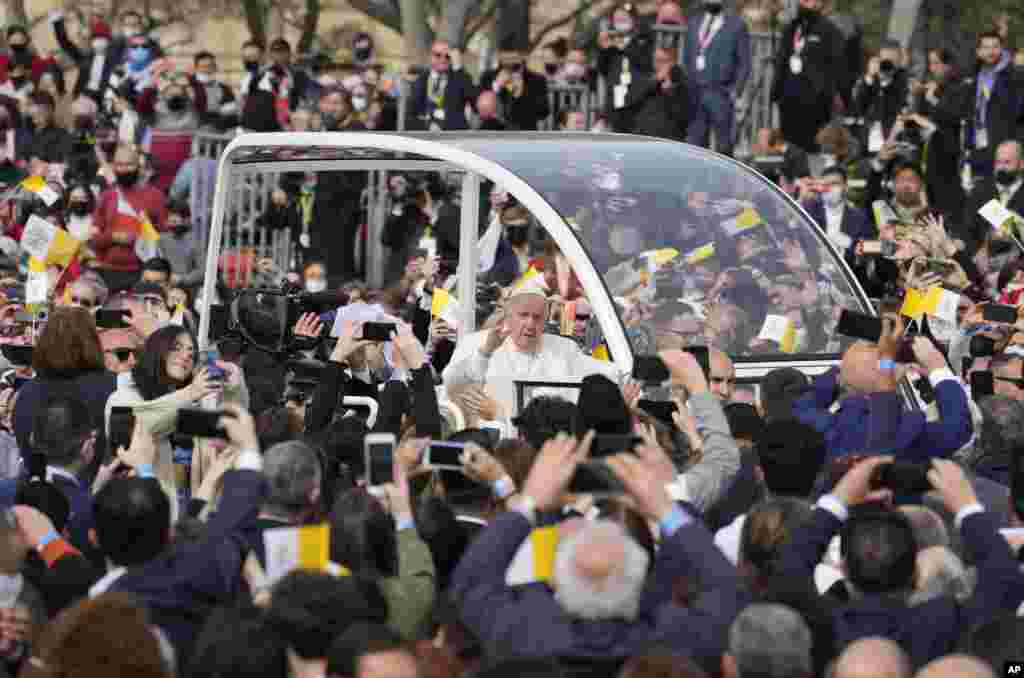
[475, 90, 506, 131]
[793, 325, 972, 461]
[915, 655, 995, 678]
[451, 424, 745, 661]
[834, 638, 911, 678]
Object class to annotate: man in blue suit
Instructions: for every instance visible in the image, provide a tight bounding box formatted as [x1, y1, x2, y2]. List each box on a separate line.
[801, 166, 876, 263]
[685, 0, 751, 156]
[409, 42, 476, 131]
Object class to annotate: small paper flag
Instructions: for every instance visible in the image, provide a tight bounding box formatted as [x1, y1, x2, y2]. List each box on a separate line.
[979, 199, 1021, 233]
[872, 200, 899, 227]
[901, 286, 959, 323]
[505, 526, 559, 586]
[592, 344, 610, 361]
[431, 288, 451, 318]
[721, 208, 763, 237]
[263, 523, 330, 586]
[20, 215, 81, 267]
[685, 243, 716, 265]
[643, 248, 680, 267]
[757, 314, 797, 353]
[20, 175, 59, 207]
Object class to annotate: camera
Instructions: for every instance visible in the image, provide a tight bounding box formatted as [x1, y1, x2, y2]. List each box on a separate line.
[879, 59, 896, 75]
[231, 281, 345, 356]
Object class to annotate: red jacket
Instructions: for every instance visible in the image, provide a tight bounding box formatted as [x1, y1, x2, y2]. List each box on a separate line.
[92, 185, 167, 272]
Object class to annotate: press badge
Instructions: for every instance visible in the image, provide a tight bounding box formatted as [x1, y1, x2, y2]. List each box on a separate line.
[789, 55, 803, 75]
[868, 122, 885, 153]
[696, 55, 706, 71]
[976, 128, 989, 150]
[433, 108, 445, 121]
[614, 84, 628, 110]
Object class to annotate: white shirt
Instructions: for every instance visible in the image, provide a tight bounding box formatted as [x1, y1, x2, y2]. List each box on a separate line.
[823, 203, 852, 251]
[442, 330, 619, 411]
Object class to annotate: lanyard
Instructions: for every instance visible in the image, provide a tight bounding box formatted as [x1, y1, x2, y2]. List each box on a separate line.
[699, 14, 723, 53]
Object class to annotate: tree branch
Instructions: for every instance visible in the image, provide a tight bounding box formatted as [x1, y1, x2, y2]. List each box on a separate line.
[297, 0, 320, 53]
[528, 0, 607, 52]
[465, 0, 498, 45]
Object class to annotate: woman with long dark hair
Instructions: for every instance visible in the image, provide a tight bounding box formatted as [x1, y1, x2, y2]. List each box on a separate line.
[105, 324, 246, 519]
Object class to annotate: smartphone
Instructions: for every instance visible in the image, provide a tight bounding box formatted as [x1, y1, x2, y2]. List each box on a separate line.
[591, 434, 642, 458]
[362, 322, 396, 342]
[913, 376, 936, 404]
[983, 304, 1018, 325]
[423, 441, 466, 470]
[970, 370, 995, 398]
[479, 422, 504, 446]
[836, 309, 883, 343]
[869, 462, 932, 495]
[0, 344, 32, 367]
[686, 345, 711, 382]
[363, 433, 396, 486]
[568, 462, 625, 496]
[970, 335, 997, 358]
[633, 355, 670, 383]
[109, 406, 135, 456]
[176, 408, 232, 439]
[96, 309, 131, 329]
[638, 399, 678, 426]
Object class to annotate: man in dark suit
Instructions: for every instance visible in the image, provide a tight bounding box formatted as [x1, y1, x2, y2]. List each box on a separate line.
[596, 4, 656, 125]
[771, 0, 847, 152]
[49, 11, 117, 103]
[966, 140, 1024, 253]
[801, 166, 876, 263]
[479, 50, 551, 131]
[966, 31, 1024, 177]
[410, 42, 476, 131]
[773, 456, 1024, 668]
[685, 0, 751, 156]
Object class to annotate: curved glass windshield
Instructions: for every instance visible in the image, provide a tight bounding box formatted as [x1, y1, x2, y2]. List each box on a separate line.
[449, 135, 869, 359]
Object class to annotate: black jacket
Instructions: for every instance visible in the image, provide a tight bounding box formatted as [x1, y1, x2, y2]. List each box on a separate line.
[772, 13, 847, 103]
[616, 66, 690, 141]
[853, 68, 910, 136]
[52, 18, 117, 101]
[479, 69, 551, 131]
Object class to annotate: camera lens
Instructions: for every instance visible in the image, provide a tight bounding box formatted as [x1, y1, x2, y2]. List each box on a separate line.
[880, 59, 895, 73]
[970, 335, 997, 358]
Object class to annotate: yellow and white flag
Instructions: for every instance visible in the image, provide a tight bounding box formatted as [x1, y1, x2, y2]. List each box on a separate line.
[20, 175, 60, 207]
[430, 287, 460, 327]
[20, 215, 81, 267]
[979, 199, 1022, 234]
[757, 314, 798, 353]
[505, 526, 559, 586]
[116, 192, 161, 262]
[900, 286, 959, 323]
[685, 243, 716, 265]
[721, 208, 763, 237]
[263, 523, 330, 585]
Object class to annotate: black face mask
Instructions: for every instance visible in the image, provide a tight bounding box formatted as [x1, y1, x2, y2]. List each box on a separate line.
[354, 47, 372, 62]
[798, 6, 819, 21]
[73, 115, 95, 131]
[243, 60, 260, 72]
[172, 225, 190, 236]
[320, 112, 339, 130]
[9, 77, 25, 90]
[69, 202, 91, 217]
[705, 2, 723, 13]
[544, 63, 559, 76]
[996, 169, 1020, 187]
[506, 224, 529, 247]
[8, 44, 27, 55]
[115, 171, 139, 188]
[166, 95, 188, 112]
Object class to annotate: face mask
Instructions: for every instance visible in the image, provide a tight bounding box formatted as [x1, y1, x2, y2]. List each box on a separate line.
[705, 1, 723, 13]
[544, 63, 559, 76]
[354, 47, 372, 63]
[171, 223, 190, 236]
[195, 73, 211, 84]
[613, 20, 634, 33]
[821, 154, 837, 168]
[166, 95, 188, 112]
[69, 202, 91, 217]
[128, 47, 151, 64]
[798, 5, 819, 20]
[115, 171, 139, 188]
[73, 114, 95, 131]
[320, 112, 338, 130]
[305, 278, 326, 293]
[243, 59, 260, 72]
[92, 38, 109, 53]
[8, 43, 26, 54]
[822, 187, 845, 207]
[505, 224, 529, 247]
[996, 169, 1019, 187]
[352, 96, 367, 112]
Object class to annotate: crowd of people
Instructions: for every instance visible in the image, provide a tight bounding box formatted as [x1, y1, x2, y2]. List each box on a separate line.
[0, 1, 1019, 678]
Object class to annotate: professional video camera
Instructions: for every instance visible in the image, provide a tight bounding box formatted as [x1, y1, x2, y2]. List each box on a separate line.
[227, 281, 347, 357]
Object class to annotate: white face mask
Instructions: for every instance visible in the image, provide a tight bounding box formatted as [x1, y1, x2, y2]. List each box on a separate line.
[352, 96, 368, 112]
[195, 73, 211, 84]
[92, 38, 110, 53]
[821, 154, 837, 168]
[305, 278, 327, 293]
[822, 187, 845, 208]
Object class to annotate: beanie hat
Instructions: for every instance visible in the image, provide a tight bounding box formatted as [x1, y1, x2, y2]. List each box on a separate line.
[90, 20, 112, 40]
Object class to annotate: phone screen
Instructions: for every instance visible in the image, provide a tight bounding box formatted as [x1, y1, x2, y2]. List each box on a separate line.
[363, 322, 396, 342]
[982, 304, 1018, 325]
[970, 371, 995, 398]
[836, 310, 883, 343]
[591, 435, 642, 458]
[109, 406, 135, 457]
[176, 408, 230, 439]
[425, 442, 465, 469]
[366, 439, 395, 486]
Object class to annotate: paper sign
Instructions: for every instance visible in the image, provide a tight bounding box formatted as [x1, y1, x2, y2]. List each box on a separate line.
[900, 286, 959, 323]
[25, 269, 47, 304]
[757, 314, 797, 353]
[263, 524, 329, 586]
[979, 199, 1020, 233]
[872, 200, 899, 227]
[20, 215, 57, 262]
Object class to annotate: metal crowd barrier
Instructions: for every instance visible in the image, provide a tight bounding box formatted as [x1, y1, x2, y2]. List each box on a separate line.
[545, 83, 592, 130]
[734, 31, 778, 158]
[652, 24, 687, 64]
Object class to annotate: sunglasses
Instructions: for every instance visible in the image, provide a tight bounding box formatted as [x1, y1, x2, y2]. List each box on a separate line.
[108, 348, 138, 362]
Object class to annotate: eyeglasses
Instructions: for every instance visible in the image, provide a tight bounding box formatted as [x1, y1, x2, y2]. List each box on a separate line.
[71, 296, 96, 309]
[107, 348, 137, 362]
